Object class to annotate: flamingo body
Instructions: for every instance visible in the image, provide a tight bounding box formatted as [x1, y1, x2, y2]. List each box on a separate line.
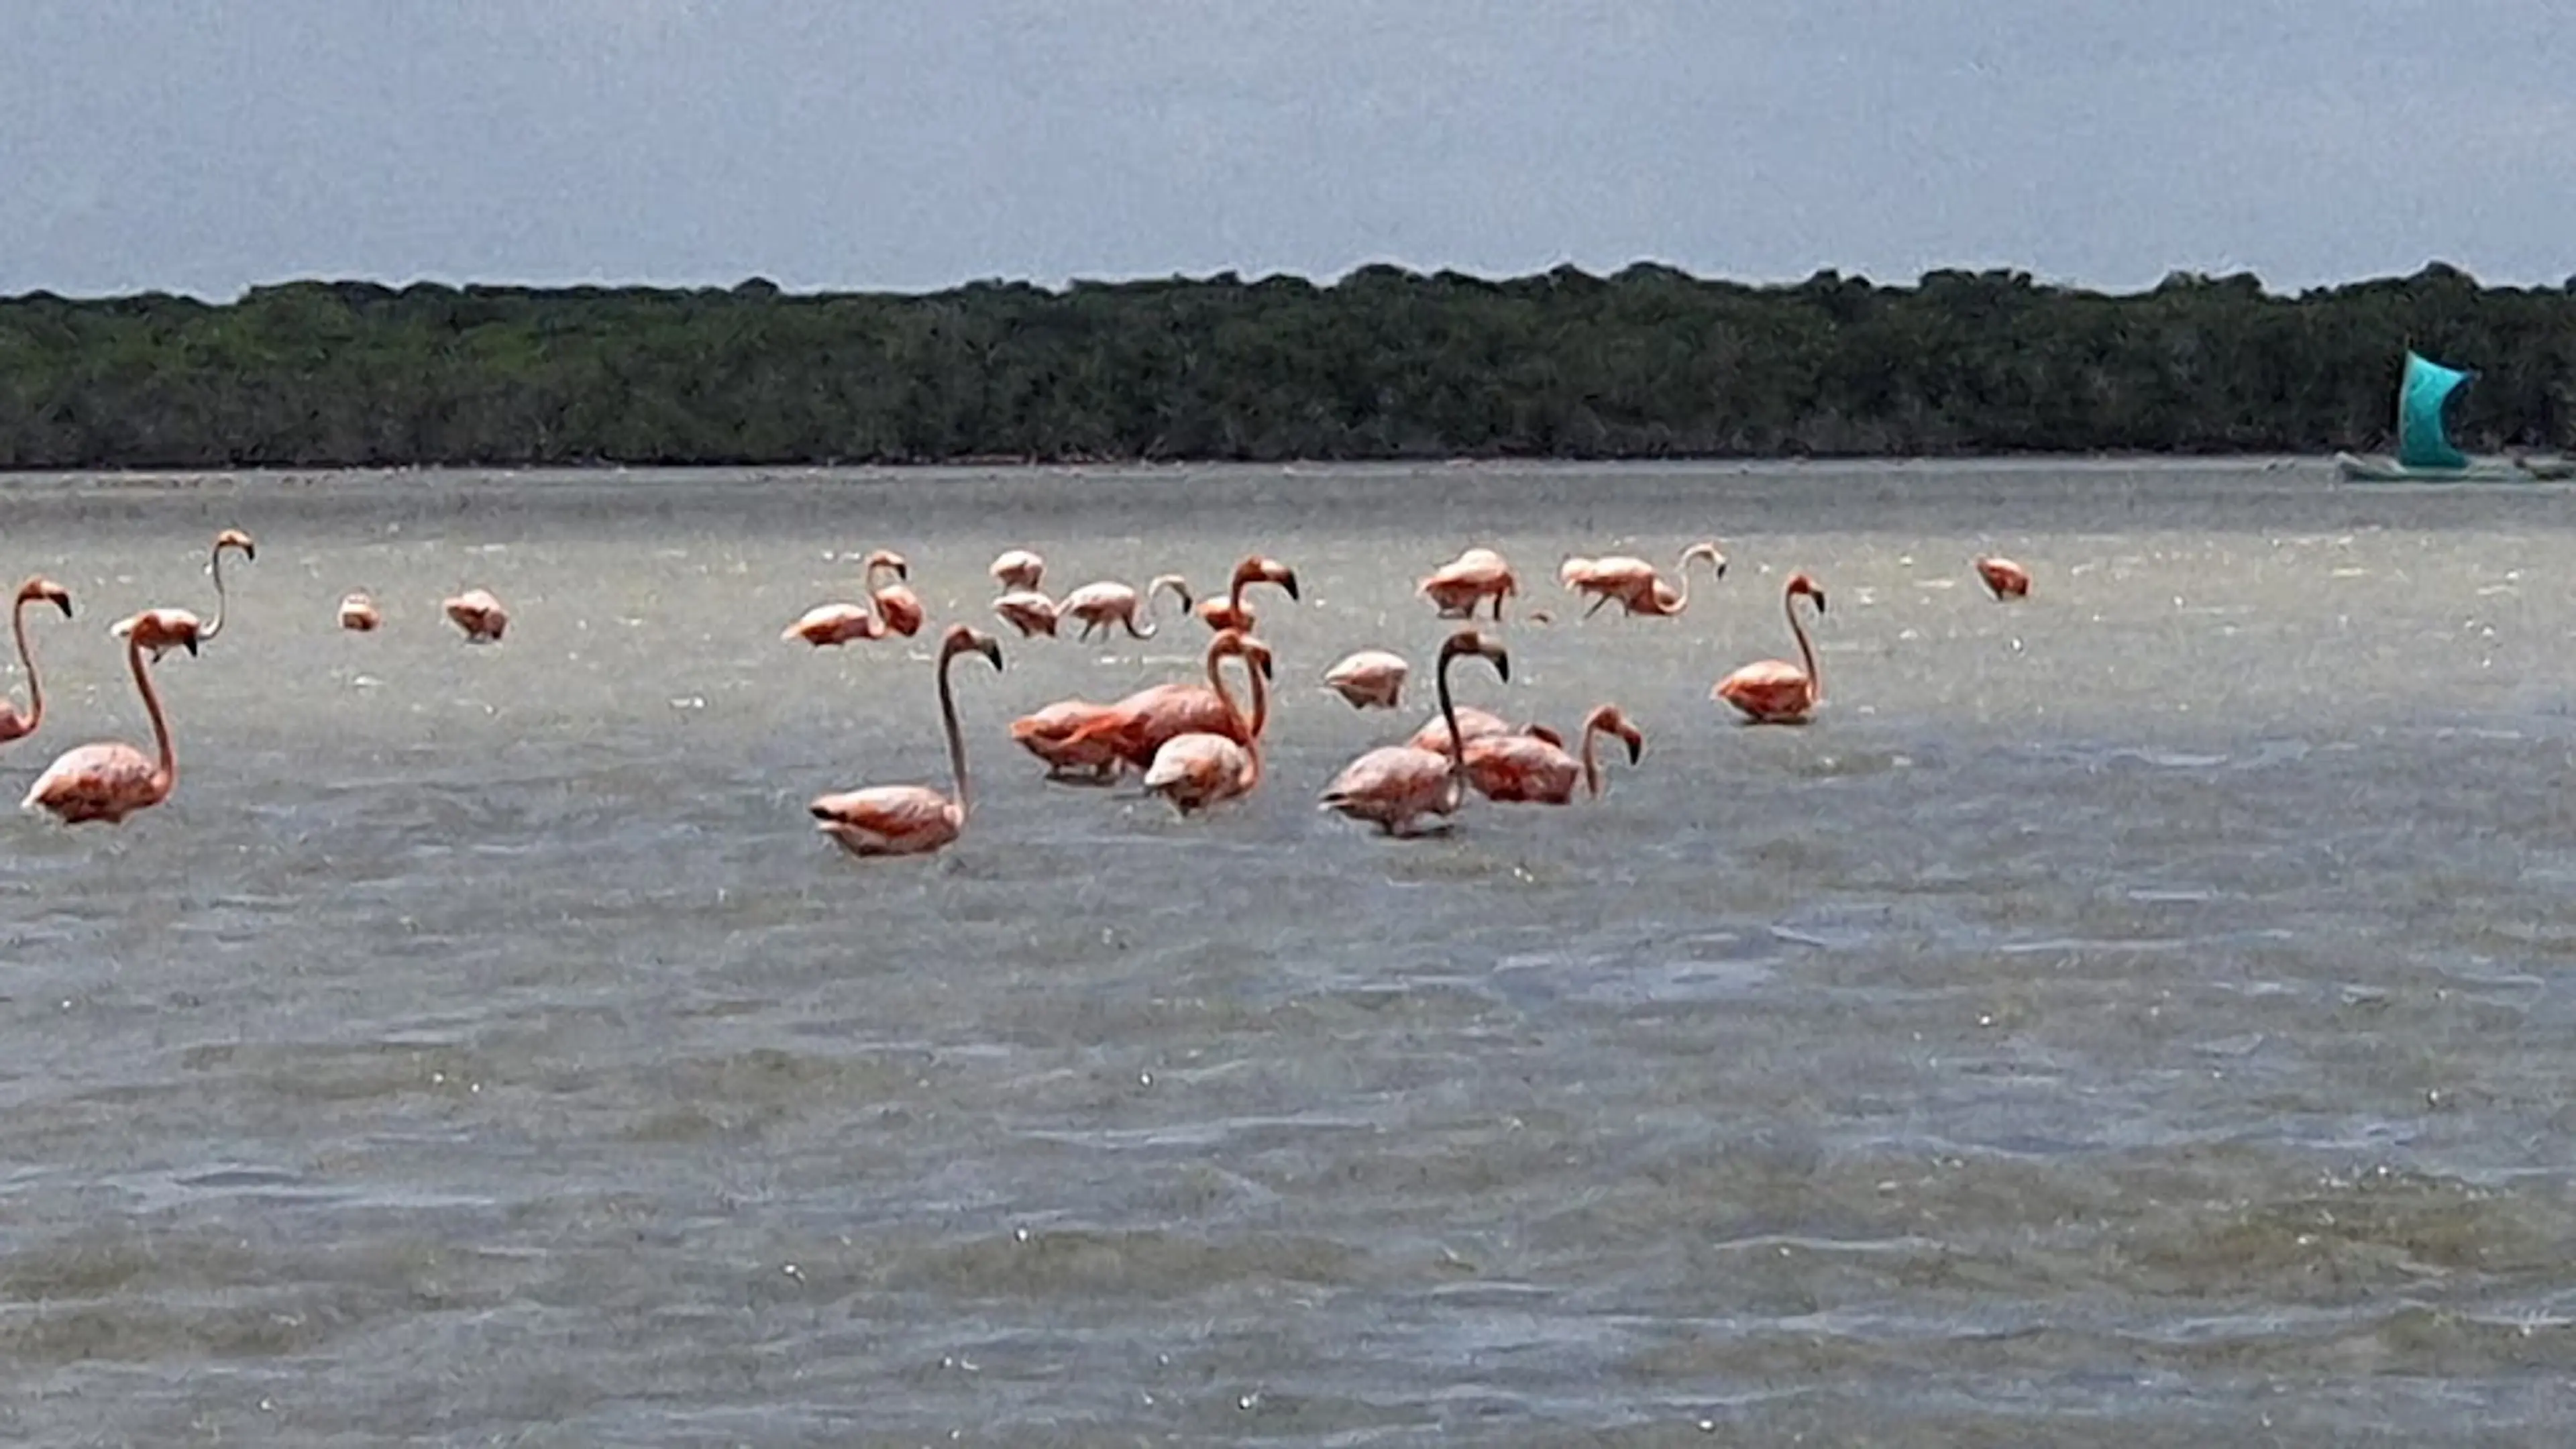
[1405, 705, 1513, 755]
[1322, 649, 1408, 710]
[1713, 573, 1827, 725]
[1144, 735, 1257, 815]
[992, 590, 1061, 637]
[784, 602, 883, 647]
[337, 592, 381, 631]
[1462, 705, 1643, 804]
[1419, 547, 1517, 620]
[445, 588, 509, 643]
[1010, 700, 1128, 782]
[989, 549, 1046, 592]
[1976, 556, 2032, 600]
[809, 786, 963, 857]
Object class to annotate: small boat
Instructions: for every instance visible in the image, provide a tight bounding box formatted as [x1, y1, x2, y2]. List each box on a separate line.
[2334, 350, 2575, 482]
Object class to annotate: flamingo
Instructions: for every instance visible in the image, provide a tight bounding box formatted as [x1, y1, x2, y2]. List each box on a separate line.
[21, 608, 198, 825]
[1008, 698, 1130, 784]
[1713, 572, 1827, 724]
[1560, 541, 1727, 618]
[784, 602, 886, 647]
[1322, 649, 1409, 710]
[1462, 704, 1644, 804]
[863, 550, 925, 637]
[1060, 575, 1191, 641]
[337, 592, 382, 632]
[445, 588, 509, 643]
[1319, 630, 1511, 836]
[1419, 547, 1516, 621]
[991, 590, 1061, 638]
[1405, 704, 1515, 755]
[144, 528, 254, 661]
[989, 549, 1046, 592]
[808, 623, 1004, 858]
[1975, 556, 2032, 600]
[1142, 630, 1275, 816]
[1056, 627, 1279, 773]
[0, 578, 73, 745]
[1193, 556, 1296, 632]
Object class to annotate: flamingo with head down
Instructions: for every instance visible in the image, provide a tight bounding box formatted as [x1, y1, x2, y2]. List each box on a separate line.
[989, 549, 1046, 592]
[991, 590, 1061, 638]
[1975, 556, 2031, 600]
[1322, 649, 1408, 710]
[1713, 572, 1827, 724]
[808, 624, 1004, 858]
[1143, 630, 1275, 816]
[783, 602, 885, 647]
[1193, 556, 1295, 632]
[1061, 575, 1191, 640]
[0, 578, 73, 745]
[445, 588, 510, 643]
[1462, 704, 1644, 804]
[1009, 698, 1129, 784]
[23, 608, 199, 825]
[1319, 630, 1511, 836]
[1419, 547, 1517, 621]
[863, 550, 925, 637]
[337, 591, 382, 631]
[1560, 541, 1727, 618]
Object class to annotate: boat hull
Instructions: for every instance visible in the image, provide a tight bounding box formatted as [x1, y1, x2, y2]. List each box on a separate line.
[2333, 451, 2575, 482]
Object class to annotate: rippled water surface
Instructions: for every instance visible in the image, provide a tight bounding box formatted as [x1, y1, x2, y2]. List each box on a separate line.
[7, 459, 2576, 1444]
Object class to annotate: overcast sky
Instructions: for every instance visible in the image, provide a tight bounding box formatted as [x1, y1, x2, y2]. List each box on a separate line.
[0, 1, 2568, 299]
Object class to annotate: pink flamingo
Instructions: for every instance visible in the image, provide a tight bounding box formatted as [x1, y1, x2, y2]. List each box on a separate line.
[1419, 547, 1517, 621]
[1193, 556, 1297, 632]
[1463, 704, 1644, 804]
[808, 623, 1004, 858]
[1057, 628, 1278, 773]
[445, 588, 509, 643]
[337, 592, 381, 631]
[1143, 631, 1275, 816]
[0, 578, 73, 745]
[1009, 698, 1130, 784]
[1322, 649, 1409, 710]
[989, 549, 1046, 592]
[1976, 556, 2032, 600]
[863, 550, 925, 637]
[991, 590, 1061, 638]
[1713, 572, 1827, 724]
[1405, 704, 1515, 755]
[1060, 575, 1192, 640]
[784, 602, 886, 647]
[1560, 541, 1726, 618]
[146, 528, 254, 661]
[21, 608, 199, 825]
[1318, 630, 1512, 836]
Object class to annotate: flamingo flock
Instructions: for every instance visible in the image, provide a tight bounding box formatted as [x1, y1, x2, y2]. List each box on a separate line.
[1, 524, 2039, 854]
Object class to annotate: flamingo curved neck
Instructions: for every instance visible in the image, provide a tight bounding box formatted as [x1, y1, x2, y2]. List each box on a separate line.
[1788, 592, 1821, 696]
[203, 544, 235, 641]
[129, 633, 174, 794]
[1578, 721, 1603, 797]
[11, 597, 39, 730]
[1435, 649, 1467, 811]
[937, 649, 971, 816]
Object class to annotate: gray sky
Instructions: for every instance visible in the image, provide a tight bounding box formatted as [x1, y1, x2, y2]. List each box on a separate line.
[1, 1, 2569, 299]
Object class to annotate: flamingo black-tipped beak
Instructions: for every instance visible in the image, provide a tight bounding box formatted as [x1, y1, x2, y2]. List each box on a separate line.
[977, 639, 1005, 670]
[1256, 651, 1275, 682]
[1491, 649, 1511, 682]
[1816, 592, 1828, 613]
[51, 597, 72, 619]
[183, 635, 200, 657]
[1623, 734, 1644, 765]
[1278, 570, 1301, 600]
[242, 543, 257, 561]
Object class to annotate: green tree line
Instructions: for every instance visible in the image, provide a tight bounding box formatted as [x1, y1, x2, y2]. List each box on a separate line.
[0, 260, 2567, 469]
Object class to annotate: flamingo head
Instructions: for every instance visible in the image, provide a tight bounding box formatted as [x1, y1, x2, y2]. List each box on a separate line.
[1234, 556, 1298, 601]
[111, 608, 201, 656]
[1682, 541, 1727, 576]
[1148, 573, 1194, 612]
[1787, 572, 1826, 612]
[863, 549, 910, 579]
[939, 623, 1004, 672]
[1556, 557, 1594, 587]
[1585, 704, 1645, 763]
[15, 577, 71, 617]
[1438, 629, 1510, 683]
[1207, 627, 1275, 682]
[213, 528, 257, 562]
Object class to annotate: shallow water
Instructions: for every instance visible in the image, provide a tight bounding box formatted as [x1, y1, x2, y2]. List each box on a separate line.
[5, 458, 2576, 1443]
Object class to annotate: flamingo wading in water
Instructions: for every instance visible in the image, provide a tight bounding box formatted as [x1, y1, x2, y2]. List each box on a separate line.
[863, 550, 925, 637]
[1193, 556, 1296, 633]
[22, 609, 200, 825]
[784, 602, 886, 647]
[1061, 575, 1191, 641]
[1462, 704, 1645, 804]
[1322, 649, 1409, 710]
[989, 549, 1045, 592]
[1055, 627, 1286, 775]
[1319, 630, 1512, 837]
[808, 624, 1004, 858]
[1560, 541, 1727, 618]
[1975, 556, 2032, 600]
[145, 528, 254, 661]
[445, 588, 510, 643]
[991, 590, 1061, 638]
[0, 578, 73, 745]
[1419, 547, 1517, 621]
[337, 592, 382, 632]
[1143, 630, 1275, 816]
[1713, 572, 1827, 724]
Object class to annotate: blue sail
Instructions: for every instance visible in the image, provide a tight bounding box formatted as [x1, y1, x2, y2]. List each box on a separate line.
[2396, 351, 2473, 470]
